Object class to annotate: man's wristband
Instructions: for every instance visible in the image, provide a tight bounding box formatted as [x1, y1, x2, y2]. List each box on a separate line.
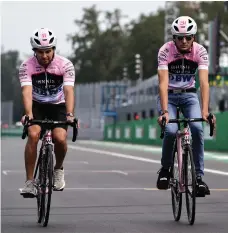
[160, 110, 169, 116]
[66, 112, 74, 117]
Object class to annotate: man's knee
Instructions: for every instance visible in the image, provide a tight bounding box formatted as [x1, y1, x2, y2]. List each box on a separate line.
[28, 126, 41, 144]
[53, 128, 67, 144]
[165, 124, 177, 137]
[190, 122, 203, 137]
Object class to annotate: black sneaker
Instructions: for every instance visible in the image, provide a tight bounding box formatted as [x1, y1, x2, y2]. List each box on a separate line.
[156, 167, 170, 190]
[196, 176, 210, 197]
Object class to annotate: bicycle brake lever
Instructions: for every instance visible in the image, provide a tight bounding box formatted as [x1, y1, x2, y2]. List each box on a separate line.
[72, 118, 78, 142]
[22, 116, 30, 139]
[160, 116, 166, 139]
[207, 113, 214, 137]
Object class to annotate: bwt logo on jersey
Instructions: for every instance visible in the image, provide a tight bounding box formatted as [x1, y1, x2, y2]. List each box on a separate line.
[169, 74, 194, 82]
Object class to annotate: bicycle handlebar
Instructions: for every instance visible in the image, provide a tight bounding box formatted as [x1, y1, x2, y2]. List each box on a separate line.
[160, 113, 215, 139]
[21, 116, 78, 142]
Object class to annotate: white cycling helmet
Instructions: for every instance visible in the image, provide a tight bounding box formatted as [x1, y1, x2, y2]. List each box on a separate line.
[30, 28, 57, 50]
[171, 16, 197, 36]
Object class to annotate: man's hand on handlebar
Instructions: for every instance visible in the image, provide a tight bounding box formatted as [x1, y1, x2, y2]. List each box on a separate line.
[21, 114, 33, 125]
[66, 113, 75, 123]
[157, 112, 169, 126]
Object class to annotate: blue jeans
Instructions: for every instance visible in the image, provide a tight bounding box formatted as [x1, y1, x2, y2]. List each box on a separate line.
[157, 93, 204, 176]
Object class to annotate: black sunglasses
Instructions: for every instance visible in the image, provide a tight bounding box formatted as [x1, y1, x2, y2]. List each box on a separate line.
[176, 35, 193, 41]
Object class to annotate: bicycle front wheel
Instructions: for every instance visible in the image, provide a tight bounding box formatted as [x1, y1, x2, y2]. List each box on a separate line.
[170, 140, 182, 221]
[184, 145, 196, 225]
[34, 148, 44, 224]
[42, 144, 54, 227]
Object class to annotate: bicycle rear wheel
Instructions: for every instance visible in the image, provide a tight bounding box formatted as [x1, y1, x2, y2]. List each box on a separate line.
[42, 144, 54, 227]
[170, 140, 182, 221]
[184, 145, 196, 225]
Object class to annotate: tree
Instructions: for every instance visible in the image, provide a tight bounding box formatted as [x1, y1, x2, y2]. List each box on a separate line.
[67, 5, 129, 83]
[1, 50, 23, 121]
[67, 2, 228, 83]
[123, 9, 165, 80]
[176, 1, 228, 44]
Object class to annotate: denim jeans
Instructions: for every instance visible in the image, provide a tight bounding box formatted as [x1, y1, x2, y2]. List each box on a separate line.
[157, 92, 204, 176]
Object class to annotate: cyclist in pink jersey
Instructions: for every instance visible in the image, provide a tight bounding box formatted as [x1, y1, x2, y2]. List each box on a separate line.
[19, 28, 75, 198]
[156, 16, 216, 197]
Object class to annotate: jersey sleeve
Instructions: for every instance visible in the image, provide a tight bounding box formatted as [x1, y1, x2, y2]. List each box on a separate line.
[19, 62, 32, 87]
[63, 60, 75, 86]
[157, 43, 169, 70]
[196, 45, 209, 70]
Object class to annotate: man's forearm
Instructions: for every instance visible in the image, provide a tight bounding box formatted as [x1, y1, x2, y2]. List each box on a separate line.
[158, 70, 169, 113]
[64, 87, 75, 114]
[159, 85, 168, 112]
[22, 87, 33, 115]
[200, 82, 209, 113]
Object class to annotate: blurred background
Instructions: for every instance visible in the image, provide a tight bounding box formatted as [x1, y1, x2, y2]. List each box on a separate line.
[1, 1, 228, 151]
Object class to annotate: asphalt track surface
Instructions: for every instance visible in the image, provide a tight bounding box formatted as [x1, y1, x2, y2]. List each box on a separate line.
[1, 138, 228, 233]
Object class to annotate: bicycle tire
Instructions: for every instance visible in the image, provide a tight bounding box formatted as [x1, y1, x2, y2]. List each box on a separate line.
[42, 144, 54, 227]
[33, 148, 44, 224]
[170, 139, 182, 221]
[184, 145, 196, 225]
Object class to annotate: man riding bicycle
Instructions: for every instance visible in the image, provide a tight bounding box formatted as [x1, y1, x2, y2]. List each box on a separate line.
[19, 28, 75, 198]
[156, 16, 215, 196]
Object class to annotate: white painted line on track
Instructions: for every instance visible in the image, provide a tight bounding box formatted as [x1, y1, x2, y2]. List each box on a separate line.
[68, 145, 228, 176]
[64, 187, 147, 190]
[18, 187, 228, 192]
[111, 170, 128, 175]
[3, 170, 128, 175]
[64, 161, 89, 164]
[76, 140, 228, 161]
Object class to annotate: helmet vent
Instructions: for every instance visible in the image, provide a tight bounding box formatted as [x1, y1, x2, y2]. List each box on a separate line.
[34, 39, 41, 45]
[49, 37, 54, 43]
[187, 25, 193, 31]
[174, 26, 179, 32]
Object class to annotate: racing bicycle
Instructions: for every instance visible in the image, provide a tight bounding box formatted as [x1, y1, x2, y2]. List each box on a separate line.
[21, 116, 78, 227]
[160, 107, 214, 225]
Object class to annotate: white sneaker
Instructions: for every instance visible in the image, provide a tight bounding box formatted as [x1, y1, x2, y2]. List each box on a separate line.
[20, 180, 37, 198]
[53, 169, 65, 191]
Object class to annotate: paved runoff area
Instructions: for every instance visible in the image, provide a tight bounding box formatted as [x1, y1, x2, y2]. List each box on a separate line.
[1, 138, 228, 233]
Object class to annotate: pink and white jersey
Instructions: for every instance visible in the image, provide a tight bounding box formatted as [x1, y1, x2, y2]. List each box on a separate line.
[19, 54, 75, 104]
[157, 41, 209, 89]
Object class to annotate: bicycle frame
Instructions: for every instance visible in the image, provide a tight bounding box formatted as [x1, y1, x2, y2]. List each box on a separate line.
[160, 107, 214, 225]
[34, 129, 53, 183]
[175, 109, 191, 193]
[22, 117, 78, 186]
[41, 129, 53, 151]
[160, 108, 214, 193]
[21, 117, 78, 227]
